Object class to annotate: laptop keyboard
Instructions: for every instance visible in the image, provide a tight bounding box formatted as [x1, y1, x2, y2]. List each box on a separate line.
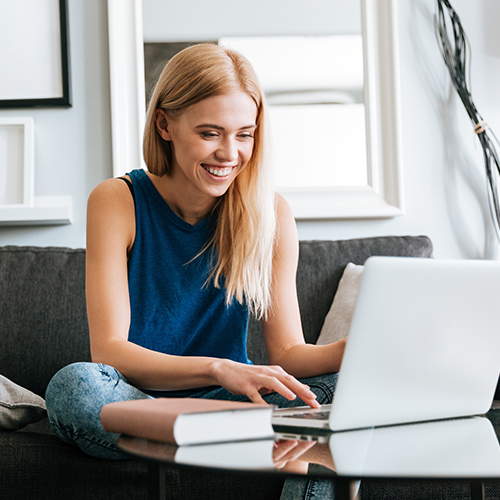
[282, 410, 330, 420]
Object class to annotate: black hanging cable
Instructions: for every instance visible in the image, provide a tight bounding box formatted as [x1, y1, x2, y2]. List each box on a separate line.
[434, 0, 500, 241]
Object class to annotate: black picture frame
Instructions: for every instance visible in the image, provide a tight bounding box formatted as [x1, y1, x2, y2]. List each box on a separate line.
[0, 0, 71, 108]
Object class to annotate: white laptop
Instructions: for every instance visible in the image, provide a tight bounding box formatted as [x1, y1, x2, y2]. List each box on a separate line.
[272, 256, 500, 432]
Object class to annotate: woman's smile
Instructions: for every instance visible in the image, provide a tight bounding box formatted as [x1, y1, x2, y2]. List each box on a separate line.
[201, 163, 236, 178]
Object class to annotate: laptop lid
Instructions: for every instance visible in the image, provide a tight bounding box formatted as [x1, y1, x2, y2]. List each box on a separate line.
[328, 256, 500, 431]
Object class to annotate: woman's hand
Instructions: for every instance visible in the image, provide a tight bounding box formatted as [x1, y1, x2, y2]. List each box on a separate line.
[211, 359, 320, 408]
[273, 439, 337, 472]
[272, 440, 316, 469]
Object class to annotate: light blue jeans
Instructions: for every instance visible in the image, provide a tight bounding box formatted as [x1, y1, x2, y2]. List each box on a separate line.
[45, 362, 337, 499]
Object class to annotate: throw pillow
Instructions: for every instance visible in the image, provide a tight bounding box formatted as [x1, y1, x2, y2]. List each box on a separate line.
[316, 263, 364, 345]
[0, 374, 47, 431]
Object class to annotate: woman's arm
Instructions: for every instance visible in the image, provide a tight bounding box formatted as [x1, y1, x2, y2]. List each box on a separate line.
[86, 180, 317, 405]
[86, 179, 211, 389]
[262, 194, 346, 379]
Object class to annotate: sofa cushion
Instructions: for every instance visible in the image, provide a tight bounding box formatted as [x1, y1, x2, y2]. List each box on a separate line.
[316, 263, 364, 345]
[247, 235, 433, 363]
[0, 374, 46, 430]
[0, 430, 149, 500]
[0, 246, 90, 398]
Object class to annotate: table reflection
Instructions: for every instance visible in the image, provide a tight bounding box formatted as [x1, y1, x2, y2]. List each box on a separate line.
[118, 415, 500, 479]
[327, 415, 500, 478]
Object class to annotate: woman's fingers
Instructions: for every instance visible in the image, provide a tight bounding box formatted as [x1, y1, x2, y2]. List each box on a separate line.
[246, 389, 268, 405]
[217, 361, 320, 408]
[273, 439, 316, 468]
[273, 440, 299, 467]
[260, 367, 320, 408]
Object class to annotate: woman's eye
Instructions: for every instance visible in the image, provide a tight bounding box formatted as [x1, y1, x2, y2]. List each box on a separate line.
[238, 133, 254, 140]
[201, 132, 218, 139]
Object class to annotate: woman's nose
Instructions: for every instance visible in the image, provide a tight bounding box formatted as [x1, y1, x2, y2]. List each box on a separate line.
[215, 138, 238, 162]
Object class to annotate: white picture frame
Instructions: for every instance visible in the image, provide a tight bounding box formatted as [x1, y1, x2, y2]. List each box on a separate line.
[0, 117, 73, 226]
[106, 0, 404, 220]
[0, 117, 35, 208]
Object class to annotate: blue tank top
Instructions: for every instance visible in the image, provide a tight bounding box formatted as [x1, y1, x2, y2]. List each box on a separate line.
[126, 169, 251, 397]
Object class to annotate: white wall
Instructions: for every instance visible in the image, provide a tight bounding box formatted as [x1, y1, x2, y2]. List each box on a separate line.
[296, 0, 500, 260]
[1, 0, 499, 260]
[143, 0, 361, 41]
[0, 0, 111, 249]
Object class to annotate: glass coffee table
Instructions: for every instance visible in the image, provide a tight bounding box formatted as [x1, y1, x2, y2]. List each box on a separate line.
[117, 412, 500, 500]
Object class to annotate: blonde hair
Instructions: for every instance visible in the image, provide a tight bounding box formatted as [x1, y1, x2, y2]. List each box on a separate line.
[143, 43, 276, 319]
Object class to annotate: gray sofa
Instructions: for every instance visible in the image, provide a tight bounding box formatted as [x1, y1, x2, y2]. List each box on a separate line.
[1, 235, 498, 500]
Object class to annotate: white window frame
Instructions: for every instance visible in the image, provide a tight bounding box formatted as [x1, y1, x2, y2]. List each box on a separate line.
[107, 0, 404, 220]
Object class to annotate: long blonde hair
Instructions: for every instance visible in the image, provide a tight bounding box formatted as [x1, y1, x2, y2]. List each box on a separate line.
[143, 43, 276, 319]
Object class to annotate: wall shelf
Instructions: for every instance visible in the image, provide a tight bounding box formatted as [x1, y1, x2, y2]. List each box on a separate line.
[0, 196, 72, 226]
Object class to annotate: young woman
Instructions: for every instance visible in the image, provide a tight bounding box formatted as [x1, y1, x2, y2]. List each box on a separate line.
[45, 44, 346, 484]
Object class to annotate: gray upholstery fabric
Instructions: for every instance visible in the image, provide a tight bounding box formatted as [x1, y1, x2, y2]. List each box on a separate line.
[0, 246, 90, 397]
[0, 431, 149, 500]
[247, 235, 433, 364]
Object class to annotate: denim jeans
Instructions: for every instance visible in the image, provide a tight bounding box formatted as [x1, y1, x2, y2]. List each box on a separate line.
[45, 362, 337, 498]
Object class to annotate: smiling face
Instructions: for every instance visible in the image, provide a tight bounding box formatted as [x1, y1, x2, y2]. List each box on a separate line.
[155, 90, 258, 215]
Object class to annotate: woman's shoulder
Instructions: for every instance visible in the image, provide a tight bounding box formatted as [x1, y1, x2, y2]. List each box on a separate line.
[274, 192, 294, 223]
[87, 177, 135, 227]
[88, 177, 133, 204]
[274, 192, 298, 247]
[87, 177, 136, 252]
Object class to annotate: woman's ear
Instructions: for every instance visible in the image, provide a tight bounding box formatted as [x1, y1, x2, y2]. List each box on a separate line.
[155, 109, 172, 141]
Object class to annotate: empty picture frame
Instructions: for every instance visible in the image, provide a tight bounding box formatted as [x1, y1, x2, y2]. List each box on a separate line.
[0, 117, 35, 207]
[0, 0, 71, 108]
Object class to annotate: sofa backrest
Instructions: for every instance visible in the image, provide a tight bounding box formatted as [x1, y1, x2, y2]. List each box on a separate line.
[247, 235, 434, 364]
[0, 236, 433, 397]
[0, 247, 89, 397]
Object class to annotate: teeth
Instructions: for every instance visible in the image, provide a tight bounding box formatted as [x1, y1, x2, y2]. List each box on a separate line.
[205, 166, 232, 177]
